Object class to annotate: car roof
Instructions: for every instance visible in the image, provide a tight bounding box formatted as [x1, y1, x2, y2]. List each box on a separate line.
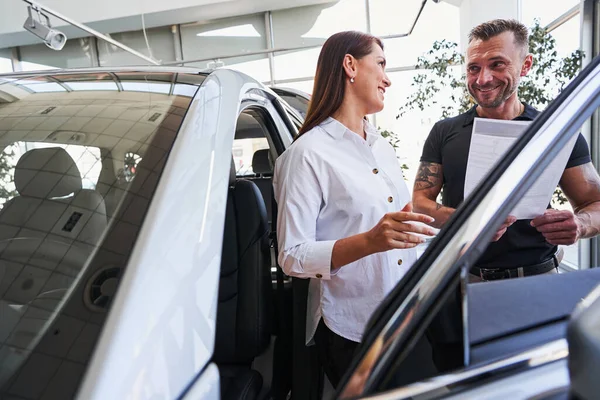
[0, 66, 210, 79]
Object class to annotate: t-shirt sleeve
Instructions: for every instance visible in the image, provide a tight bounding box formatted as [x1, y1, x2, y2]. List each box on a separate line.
[566, 133, 592, 169]
[420, 122, 444, 164]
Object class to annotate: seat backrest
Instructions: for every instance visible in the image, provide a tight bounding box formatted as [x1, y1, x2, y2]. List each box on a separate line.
[0, 147, 107, 280]
[249, 149, 273, 227]
[214, 160, 272, 365]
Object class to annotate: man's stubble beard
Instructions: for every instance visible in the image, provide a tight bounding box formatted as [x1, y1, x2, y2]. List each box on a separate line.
[469, 78, 520, 109]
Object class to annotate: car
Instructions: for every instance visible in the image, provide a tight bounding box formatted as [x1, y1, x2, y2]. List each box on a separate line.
[0, 67, 297, 400]
[0, 55, 599, 400]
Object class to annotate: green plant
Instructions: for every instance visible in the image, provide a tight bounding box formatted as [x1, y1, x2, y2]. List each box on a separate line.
[393, 20, 584, 204]
[380, 128, 409, 179]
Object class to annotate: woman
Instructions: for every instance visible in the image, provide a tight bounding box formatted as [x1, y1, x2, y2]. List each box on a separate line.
[272, 31, 436, 388]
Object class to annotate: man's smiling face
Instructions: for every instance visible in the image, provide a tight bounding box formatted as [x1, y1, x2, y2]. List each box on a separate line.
[466, 31, 528, 108]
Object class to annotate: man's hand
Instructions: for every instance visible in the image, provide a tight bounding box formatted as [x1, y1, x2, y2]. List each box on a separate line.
[530, 209, 583, 245]
[491, 215, 517, 242]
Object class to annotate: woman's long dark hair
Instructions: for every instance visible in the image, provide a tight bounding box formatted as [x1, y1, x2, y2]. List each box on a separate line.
[297, 31, 383, 137]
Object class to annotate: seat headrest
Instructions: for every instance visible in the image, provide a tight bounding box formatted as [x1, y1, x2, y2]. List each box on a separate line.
[15, 147, 82, 198]
[252, 149, 272, 175]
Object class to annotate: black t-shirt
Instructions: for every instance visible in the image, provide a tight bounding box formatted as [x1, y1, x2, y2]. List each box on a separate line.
[420, 104, 591, 269]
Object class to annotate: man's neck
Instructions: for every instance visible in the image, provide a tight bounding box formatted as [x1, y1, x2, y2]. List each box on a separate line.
[475, 96, 524, 120]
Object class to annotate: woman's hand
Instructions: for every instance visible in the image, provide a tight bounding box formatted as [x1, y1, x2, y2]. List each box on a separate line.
[366, 203, 436, 253]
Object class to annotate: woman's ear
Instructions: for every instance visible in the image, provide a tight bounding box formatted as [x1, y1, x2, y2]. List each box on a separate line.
[342, 54, 357, 81]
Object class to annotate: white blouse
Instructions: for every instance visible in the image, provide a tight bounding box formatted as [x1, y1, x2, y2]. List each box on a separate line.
[273, 117, 417, 344]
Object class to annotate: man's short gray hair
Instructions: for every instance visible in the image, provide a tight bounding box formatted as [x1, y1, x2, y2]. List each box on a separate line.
[468, 19, 529, 53]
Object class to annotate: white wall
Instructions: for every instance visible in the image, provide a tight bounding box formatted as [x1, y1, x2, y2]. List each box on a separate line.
[459, 0, 520, 50]
[0, 0, 336, 48]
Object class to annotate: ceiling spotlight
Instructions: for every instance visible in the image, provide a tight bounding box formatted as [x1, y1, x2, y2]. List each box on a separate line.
[23, 5, 66, 51]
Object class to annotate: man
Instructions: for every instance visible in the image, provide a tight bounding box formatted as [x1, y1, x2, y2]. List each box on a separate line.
[413, 19, 600, 282]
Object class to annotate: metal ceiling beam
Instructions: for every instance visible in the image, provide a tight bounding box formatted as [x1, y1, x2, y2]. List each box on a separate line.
[20, 0, 161, 65]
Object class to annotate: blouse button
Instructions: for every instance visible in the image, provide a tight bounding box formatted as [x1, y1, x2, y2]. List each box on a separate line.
[316, 273, 323, 279]
[387, 196, 393, 203]
[397, 259, 403, 266]
[372, 168, 379, 174]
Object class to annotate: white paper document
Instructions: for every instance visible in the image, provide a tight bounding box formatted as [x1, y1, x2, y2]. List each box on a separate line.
[464, 118, 577, 220]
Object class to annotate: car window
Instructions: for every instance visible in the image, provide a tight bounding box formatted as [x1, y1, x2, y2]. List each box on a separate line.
[0, 72, 203, 399]
[271, 87, 310, 118]
[233, 137, 269, 175]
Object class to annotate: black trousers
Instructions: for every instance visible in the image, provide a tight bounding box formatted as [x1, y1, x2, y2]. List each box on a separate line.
[314, 319, 360, 389]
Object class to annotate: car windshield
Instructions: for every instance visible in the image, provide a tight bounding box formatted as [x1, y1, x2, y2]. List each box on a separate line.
[0, 71, 204, 399]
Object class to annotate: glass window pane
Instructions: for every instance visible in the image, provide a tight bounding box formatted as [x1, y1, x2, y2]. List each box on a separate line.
[19, 38, 95, 70]
[21, 82, 66, 93]
[98, 27, 175, 66]
[180, 14, 269, 81]
[233, 138, 269, 175]
[223, 55, 271, 83]
[67, 82, 118, 91]
[0, 49, 13, 74]
[521, 0, 580, 26]
[370, 0, 458, 38]
[378, 2, 460, 68]
[277, 80, 314, 96]
[272, 0, 367, 81]
[550, 14, 581, 59]
[374, 69, 443, 191]
[121, 82, 171, 94]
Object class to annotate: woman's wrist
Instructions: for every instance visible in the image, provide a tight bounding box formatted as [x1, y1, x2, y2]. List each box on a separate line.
[331, 232, 375, 270]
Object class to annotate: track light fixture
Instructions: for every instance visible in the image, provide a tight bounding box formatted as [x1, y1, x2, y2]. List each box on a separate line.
[23, 5, 67, 51]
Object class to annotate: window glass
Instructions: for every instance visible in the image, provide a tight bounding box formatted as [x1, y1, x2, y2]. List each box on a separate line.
[98, 27, 176, 66]
[213, 54, 271, 83]
[376, 68, 462, 191]
[372, 1, 460, 68]
[276, 80, 314, 96]
[233, 138, 269, 175]
[0, 72, 202, 399]
[20, 38, 96, 70]
[550, 14, 581, 59]
[521, 0, 580, 26]
[272, 88, 310, 118]
[0, 49, 12, 74]
[272, 0, 367, 81]
[180, 14, 271, 82]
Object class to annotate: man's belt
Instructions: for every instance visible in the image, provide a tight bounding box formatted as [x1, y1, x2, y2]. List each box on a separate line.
[471, 248, 563, 281]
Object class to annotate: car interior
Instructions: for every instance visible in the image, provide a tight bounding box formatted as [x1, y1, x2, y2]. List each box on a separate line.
[0, 75, 198, 399]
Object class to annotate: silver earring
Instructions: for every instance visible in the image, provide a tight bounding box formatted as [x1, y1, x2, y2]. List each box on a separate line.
[350, 77, 355, 83]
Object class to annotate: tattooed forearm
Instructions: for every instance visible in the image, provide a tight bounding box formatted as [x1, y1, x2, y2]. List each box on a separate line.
[414, 162, 442, 191]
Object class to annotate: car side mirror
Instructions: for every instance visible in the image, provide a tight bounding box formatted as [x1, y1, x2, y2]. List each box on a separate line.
[567, 284, 600, 400]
